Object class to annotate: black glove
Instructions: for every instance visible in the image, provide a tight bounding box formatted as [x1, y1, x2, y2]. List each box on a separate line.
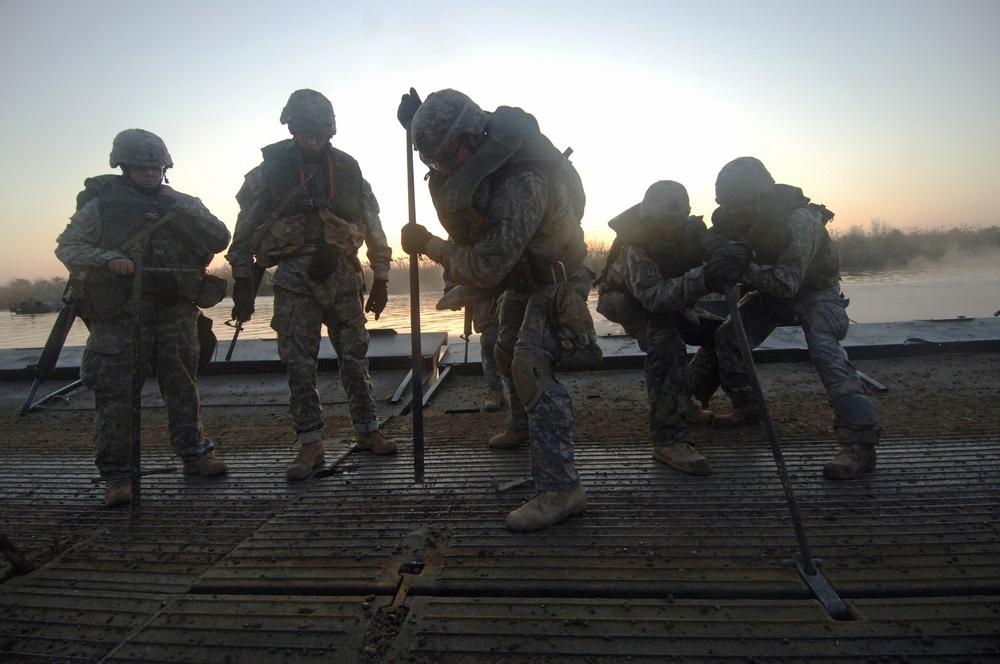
[397, 88, 422, 129]
[232, 277, 256, 322]
[704, 243, 754, 293]
[401, 223, 434, 256]
[365, 278, 389, 320]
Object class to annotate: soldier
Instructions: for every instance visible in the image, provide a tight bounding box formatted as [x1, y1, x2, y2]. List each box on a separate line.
[399, 88, 596, 531]
[596, 181, 750, 476]
[703, 157, 880, 480]
[226, 89, 396, 481]
[55, 129, 231, 507]
[474, 296, 505, 412]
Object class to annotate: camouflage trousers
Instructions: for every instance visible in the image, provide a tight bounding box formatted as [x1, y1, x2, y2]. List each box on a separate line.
[496, 290, 529, 430]
[271, 285, 378, 441]
[702, 287, 868, 406]
[79, 299, 214, 480]
[472, 296, 502, 392]
[499, 273, 591, 492]
[637, 314, 718, 444]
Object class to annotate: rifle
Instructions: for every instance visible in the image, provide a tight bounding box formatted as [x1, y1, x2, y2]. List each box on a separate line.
[19, 210, 180, 415]
[223, 170, 319, 360]
[224, 262, 266, 361]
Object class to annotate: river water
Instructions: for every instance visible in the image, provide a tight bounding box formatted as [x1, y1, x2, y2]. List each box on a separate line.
[3, 264, 998, 350]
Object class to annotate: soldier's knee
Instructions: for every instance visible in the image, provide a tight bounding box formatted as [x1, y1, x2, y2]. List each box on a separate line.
[511, 348, 557, 413]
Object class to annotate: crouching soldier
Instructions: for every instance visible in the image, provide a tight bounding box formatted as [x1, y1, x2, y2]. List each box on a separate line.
[703, 156, 880, 480]
[596, 181, 750, 476]
[55, 129, 231, 507]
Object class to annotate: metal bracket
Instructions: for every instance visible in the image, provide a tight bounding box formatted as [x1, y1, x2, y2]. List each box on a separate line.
[786, 554, 851, 620]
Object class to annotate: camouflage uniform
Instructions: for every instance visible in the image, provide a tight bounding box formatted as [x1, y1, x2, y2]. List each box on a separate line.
[705, 183, 877, 432]
[226, 141, 392, 442]
[598, 212, 718, 445]
[407, 95, 593, 494]
[472, 295, 503, 393]
[55, 178, 230, 481]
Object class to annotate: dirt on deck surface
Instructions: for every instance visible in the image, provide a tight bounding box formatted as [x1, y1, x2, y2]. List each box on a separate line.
[3, 352, 999, 454]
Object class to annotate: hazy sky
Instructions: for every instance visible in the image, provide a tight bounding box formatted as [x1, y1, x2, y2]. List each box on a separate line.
[1, 0, 997, 281]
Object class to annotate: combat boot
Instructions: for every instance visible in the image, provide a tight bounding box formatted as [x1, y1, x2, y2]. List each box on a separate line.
[681, 398, 714, 426]
[286, 442, 325, 481]
[652, 441, 712, 476]
[356, 430, 398, 455]
[483, 389, 505, 413]
[823, 444, 877, 480]
[104, 479, 132, 508]
[183, 457, 229, 477]
[505, 484, 587, 531]
[488, 427, 529, 449]
[713, 404, 761, 428]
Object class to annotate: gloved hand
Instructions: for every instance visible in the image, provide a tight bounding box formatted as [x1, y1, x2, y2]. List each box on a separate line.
[704, 242, 754, 293]
[397, 88, 422, 129]
[401, 223, 434, 256]
[232, 276, 256, 322]
[365, 278, 389, 320]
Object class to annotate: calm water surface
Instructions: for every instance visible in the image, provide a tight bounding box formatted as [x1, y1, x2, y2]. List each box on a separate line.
[3, 265, 998, 350]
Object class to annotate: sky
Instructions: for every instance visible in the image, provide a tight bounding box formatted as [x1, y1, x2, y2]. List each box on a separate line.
[1, 0, 998, 282]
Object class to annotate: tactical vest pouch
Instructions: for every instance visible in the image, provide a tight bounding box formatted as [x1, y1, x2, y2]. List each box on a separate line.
[191, 274, 228, 308]
[196, 312, 217, 375]
[548, 279, 602, 371]
[596, 288, 648, 338]
[73, 276, 130, 321]
[259, 212, 308, 263]
[307, 242, 339, 281]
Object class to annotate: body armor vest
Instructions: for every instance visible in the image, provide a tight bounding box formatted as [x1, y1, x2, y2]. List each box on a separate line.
[73, 175, 211, 319]
[428, 106, 589, 286]
[714, 184, 839, 294]
[256, 140, 366, 264]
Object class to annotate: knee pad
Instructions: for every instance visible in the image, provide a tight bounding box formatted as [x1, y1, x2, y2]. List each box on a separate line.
[511, 348, 557, 412]
[833, 392, 878, 427]
[833, 392, 880, 444]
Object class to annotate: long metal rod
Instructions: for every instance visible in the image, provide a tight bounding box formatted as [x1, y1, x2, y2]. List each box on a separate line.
[723, 283, 816, 572]
[129, 247, 145, 519]
[405, 124, 425, 483]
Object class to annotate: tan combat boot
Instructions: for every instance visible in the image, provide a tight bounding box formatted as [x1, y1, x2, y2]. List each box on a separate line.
[488, 427, 530, 449]
[681, 398, 714, 426]
[183, 457, 229, 477]
[286, 442, 325, 481]
[104, 479, 132, 508]
[355, 430, 398, 455]
[823, 444, 877, 480]
[505, 484, 587, 531]
[652, 441, 712, 476]
[483, 389, 505, 413]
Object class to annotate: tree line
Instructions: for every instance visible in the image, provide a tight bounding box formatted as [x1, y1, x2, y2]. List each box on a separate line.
[5, 223, 998, 305]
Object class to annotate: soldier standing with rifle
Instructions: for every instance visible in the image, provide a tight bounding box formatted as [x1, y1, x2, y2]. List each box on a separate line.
[226, 89, 396, 482]
[55, 129, 231, 507]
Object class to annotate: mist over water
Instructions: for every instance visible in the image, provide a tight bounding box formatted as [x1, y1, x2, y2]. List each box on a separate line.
[3, 262, 999, 350]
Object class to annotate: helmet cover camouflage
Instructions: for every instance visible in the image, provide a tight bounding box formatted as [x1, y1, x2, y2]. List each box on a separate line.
[410, 89, 489, 164]
[715, 157, 775, 206]
[639, 180, 691, 222]
[109, 129, 173, 169]
[280, 89, 336, 136]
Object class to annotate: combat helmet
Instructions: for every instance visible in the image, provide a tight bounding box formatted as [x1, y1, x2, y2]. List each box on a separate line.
[410, 89, 489, 165]
[715, 157, 775, 207]
[639, 180, 691, 222]
[280, 89, 336, 136]
[109, 129, 173, 169]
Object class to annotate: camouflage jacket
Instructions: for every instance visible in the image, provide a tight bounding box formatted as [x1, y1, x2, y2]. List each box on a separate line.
[426, 164, 589, 293]
[226, 141, 392, 283]
[709, 184, 840, 298]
